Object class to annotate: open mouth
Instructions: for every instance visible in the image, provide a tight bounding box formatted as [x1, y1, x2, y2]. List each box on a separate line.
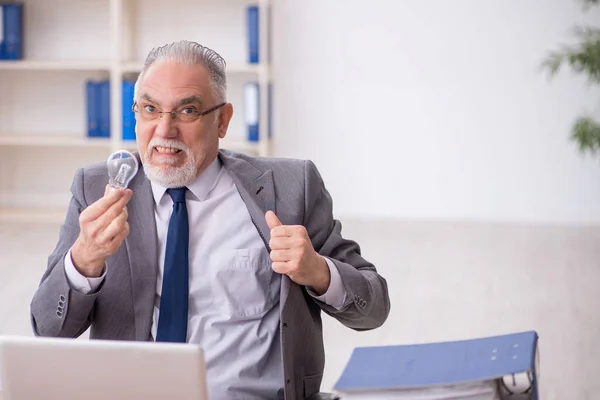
[154, 146, 183, 155]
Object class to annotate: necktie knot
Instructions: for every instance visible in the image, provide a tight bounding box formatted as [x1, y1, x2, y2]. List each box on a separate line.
[167, 187, 187, 204]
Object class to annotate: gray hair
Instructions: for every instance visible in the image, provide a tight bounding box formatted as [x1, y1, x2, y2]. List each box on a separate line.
[134, 40, 227, 103]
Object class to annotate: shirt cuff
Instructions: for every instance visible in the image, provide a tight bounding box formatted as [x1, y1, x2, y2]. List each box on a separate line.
[307, 256, 347, 310]
[64, 249, 106, 294]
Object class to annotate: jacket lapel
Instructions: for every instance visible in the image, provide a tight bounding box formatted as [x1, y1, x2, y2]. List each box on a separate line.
[219, 150, 274, 244]
[125, 154, 158, 340]
[218, 150, 292, 307]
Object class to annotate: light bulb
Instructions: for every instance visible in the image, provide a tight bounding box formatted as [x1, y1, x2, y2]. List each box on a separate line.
[107, 150, 139, 191]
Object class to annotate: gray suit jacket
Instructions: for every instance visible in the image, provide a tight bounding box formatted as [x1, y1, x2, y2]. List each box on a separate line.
[30, 149, 391, 400]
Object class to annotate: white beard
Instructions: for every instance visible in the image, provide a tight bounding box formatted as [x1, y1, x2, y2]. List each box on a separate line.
[141, 139, 197, 188]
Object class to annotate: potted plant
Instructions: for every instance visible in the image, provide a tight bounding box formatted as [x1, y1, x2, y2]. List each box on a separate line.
[543, 0, 600, 154]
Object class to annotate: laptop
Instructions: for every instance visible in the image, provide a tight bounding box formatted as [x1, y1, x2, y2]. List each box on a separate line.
[0, 335, 208, 400]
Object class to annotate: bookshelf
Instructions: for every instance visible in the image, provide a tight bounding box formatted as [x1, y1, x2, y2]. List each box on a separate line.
[0, 0, 272, 222]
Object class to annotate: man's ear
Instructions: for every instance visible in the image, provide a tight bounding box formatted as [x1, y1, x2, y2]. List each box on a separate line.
[218, 103, 234, 139]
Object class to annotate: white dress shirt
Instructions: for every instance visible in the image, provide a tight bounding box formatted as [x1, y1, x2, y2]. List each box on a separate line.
[64, 157, 346, 399]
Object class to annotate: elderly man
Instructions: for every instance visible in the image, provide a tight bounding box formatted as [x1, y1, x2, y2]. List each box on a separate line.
[30, 40, 391, 400]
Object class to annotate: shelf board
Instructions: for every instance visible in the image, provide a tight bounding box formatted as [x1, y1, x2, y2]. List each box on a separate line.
[121, 61, 268, 75]
[0, 60, 111, 71]
[0, 134, 113, 148]
[0, 207, 66, 223]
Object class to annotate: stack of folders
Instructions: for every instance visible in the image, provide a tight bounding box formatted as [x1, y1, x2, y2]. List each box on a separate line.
[85, 80, 136, 140]
[333, 331, 539, 400]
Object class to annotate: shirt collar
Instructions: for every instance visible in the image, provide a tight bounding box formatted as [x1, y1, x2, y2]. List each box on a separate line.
[150, 156, 223, 204]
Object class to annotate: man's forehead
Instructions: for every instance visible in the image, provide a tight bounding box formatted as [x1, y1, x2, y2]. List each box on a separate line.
[141, 61, 210, 87]
[138, 61, 212, 102]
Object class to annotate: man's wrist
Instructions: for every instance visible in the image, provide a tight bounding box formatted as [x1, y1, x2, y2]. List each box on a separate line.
[310, 254, 331, 295]
[71, 242, 104, 278]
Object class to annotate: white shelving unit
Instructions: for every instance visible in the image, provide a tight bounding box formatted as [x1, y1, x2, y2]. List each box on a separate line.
[0, 0, 272, 222]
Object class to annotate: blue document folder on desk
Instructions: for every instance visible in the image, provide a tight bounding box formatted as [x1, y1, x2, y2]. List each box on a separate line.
[334, 331, 539, 400]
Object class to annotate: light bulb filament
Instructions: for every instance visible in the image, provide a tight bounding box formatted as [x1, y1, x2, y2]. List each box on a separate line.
[115, 164, 132, 188]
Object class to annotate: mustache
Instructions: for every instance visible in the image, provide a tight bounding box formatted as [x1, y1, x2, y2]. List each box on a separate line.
[143, 139, 191, 166]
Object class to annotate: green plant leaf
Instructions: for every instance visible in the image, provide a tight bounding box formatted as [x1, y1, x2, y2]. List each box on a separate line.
[571, 116, 600, 154]
[581, 0, 599, 10]
[541, 26, 600, 84]
[544, 0, 600, 158]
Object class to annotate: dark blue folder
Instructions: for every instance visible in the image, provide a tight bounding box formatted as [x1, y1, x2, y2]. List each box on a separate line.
[0, 3, 24, 60]
[122, 80, 136, 141]
[334, 331, 539, 399]
[99, 80, 110, 138]
[85, 80, 110, 138]
[86, 81, 101, 138]
[247, 5, 259, 64]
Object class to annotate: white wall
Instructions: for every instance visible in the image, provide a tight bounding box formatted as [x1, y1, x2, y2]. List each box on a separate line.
[272, 0, 600, 225]
[271, 3, 600, 398]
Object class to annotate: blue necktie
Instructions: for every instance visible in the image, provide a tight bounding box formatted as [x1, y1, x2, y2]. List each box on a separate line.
[156, 187, 189, 343]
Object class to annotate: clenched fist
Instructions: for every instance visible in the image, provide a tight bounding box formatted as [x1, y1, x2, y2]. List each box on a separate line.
[70, 185, 133, 277]
[266, 210, 330, 295]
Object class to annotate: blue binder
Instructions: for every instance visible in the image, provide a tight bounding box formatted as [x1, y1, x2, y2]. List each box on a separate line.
[98, 80, 110, 138]
[122, 80, 136, 141]
[86, 81, 101, 138]
[247, 5, 259, 64]
[334, 331, 539, 399]
[85, 80, 110, 138]
[244, 81, 259, 142]
[0, 3, 24, 60]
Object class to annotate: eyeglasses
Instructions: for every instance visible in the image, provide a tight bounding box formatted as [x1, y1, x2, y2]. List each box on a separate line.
[132, 102, 226, 123]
